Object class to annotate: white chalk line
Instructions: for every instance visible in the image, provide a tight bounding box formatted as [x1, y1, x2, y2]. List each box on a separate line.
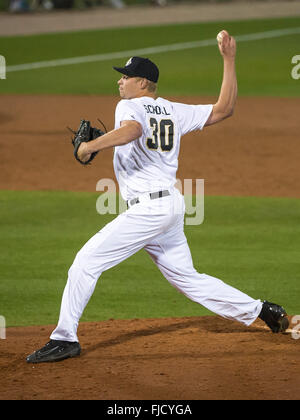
[6, 26, 300, 73]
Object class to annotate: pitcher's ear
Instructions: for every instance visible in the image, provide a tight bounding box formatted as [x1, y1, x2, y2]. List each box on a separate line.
[140, 78, 148, 90]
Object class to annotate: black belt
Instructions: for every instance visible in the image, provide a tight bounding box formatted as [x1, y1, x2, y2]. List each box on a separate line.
[127, 190, 170, 208]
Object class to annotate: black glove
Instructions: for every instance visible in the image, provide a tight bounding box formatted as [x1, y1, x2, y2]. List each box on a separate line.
[70, 119, 106, 165]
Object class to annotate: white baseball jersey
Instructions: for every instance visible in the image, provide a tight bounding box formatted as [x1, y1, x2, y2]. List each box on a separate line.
[113, 97, 213, 200]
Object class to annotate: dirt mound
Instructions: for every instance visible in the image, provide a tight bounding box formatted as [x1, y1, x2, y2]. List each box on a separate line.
[0, 316, 299, 400]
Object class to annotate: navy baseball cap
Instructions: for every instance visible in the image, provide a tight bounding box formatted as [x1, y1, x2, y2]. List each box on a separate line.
[113, 56, 159, 83]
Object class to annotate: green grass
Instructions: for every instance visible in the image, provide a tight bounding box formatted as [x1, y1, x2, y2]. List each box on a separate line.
[0, 190, 299, 327]
[1, 17, 300, 96]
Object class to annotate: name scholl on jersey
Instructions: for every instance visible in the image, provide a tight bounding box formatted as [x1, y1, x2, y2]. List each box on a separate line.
[143, 104, 171, 116]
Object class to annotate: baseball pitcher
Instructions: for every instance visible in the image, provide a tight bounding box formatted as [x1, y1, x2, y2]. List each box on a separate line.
[27, 30, 289, 363]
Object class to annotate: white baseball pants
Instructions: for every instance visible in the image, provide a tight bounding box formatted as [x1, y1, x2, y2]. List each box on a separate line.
[50, 189, 262, 342]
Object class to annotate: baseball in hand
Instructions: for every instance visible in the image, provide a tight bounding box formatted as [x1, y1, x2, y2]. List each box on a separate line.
[217, 31, 224, 43]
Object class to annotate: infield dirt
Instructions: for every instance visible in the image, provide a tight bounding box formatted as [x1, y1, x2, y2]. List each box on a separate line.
[1, 95, 300, 197]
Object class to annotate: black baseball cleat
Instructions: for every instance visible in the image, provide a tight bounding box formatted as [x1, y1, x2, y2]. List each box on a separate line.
[258, 300, 289, 333]
[26, 340, 81, 363]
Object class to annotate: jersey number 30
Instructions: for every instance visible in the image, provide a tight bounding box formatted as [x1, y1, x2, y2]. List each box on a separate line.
[147, 118, 174, 152]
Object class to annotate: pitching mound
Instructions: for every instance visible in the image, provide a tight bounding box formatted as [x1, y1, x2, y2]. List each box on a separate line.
[0, 316, 298, 400]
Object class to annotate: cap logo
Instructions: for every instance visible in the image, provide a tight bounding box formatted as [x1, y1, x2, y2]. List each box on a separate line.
[125, 58, 133, 67]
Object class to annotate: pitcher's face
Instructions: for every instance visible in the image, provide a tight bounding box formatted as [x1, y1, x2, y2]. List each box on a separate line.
[118, 75, 144, 99]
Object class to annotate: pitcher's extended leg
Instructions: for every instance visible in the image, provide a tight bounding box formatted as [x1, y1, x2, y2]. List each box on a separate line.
[145, 220, 262, 326]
